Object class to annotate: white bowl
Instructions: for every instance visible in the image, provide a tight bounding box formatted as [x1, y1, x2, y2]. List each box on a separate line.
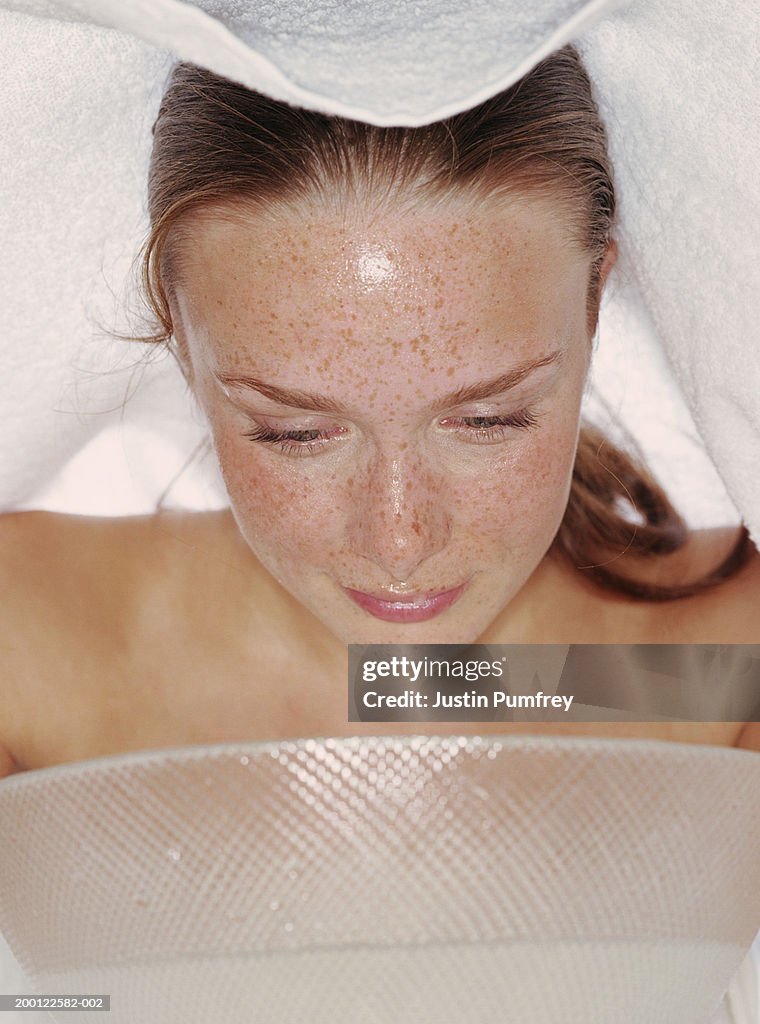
[1, 735, 758, 1023]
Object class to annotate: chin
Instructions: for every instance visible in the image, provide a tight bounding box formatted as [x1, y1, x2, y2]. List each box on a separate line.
[339, 627, 483, 647]
[321, 609, 491, 647]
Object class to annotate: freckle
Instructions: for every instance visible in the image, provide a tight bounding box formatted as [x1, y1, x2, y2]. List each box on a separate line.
[446, 366, 455, 376]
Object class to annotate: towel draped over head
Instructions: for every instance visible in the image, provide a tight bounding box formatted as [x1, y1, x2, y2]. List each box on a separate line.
[1, 0, 758, 539]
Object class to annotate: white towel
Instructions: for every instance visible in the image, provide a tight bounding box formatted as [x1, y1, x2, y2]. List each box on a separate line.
[0, 0, 757, 538]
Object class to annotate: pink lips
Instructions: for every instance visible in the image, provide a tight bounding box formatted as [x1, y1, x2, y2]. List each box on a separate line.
[343, 583, 467, 623]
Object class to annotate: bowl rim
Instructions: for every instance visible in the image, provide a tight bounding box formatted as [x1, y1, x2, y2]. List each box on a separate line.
[1, 733, 756, 795]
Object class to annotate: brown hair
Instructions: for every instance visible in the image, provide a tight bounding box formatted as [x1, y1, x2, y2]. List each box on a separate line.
[136, 47, 751, 601]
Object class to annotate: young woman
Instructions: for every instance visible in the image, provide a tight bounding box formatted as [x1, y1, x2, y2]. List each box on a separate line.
[1, 46, 758, 779]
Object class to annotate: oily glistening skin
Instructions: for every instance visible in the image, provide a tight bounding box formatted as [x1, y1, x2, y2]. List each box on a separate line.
[173, 193, 594, 646]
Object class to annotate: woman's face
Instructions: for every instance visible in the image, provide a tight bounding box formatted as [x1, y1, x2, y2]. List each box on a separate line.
[173, 195, 595, 644]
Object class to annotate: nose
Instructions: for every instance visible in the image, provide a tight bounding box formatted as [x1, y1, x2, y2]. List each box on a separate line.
[348, 450, 451, 582]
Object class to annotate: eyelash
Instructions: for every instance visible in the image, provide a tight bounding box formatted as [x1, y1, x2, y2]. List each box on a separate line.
[242, 425, 339, 457]
[243, 410, 539, 455]
[443, 410, 540, 438]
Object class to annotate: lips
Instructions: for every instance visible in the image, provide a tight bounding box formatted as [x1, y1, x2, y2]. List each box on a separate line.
[342, 583, 467, 623]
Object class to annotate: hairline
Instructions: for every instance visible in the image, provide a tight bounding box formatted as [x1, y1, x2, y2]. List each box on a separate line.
[162, 180, 592, 306]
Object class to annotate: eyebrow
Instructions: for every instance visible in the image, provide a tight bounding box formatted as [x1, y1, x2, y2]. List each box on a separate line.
[215, 349, 562, 414]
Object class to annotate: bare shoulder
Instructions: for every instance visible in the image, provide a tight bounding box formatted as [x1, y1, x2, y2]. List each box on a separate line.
[539, 524, 760, 644]
[593, 524, 760, 643]
[0, 506, 248, 648]
[0, 508, 244, 776]
[735, 722, 760, 752]
[660, 526, 760, 642]
[0, 512, 81, 775]
[0, 510, 94, 670]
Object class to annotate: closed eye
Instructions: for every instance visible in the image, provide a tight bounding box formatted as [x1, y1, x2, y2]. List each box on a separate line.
[242, 423, 346, 456]
[441, 410, 540, 440]
[242, 408, 540, 456]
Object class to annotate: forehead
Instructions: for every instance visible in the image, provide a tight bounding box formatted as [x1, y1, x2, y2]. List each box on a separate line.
[173, 195, 590, 377]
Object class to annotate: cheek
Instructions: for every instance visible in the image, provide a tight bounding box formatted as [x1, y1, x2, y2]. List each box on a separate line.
[449, 426, 579, 555]
[204, 409, 375, 575]
[212, 433, 341, 563]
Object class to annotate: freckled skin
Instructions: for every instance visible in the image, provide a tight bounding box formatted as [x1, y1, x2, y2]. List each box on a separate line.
[173, 195, 599, 644]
